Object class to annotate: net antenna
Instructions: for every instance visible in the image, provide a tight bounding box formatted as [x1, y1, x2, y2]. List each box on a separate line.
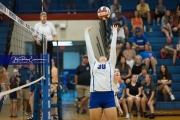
[42, 0, 44, 11]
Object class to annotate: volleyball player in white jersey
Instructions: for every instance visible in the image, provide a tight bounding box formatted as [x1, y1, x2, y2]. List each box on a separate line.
[84, 25, 118, 120]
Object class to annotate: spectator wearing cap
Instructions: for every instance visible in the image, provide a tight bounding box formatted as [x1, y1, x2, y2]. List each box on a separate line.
[136, 0, 151, 25]
[131, 10, 144, 35]
[75, 55, 90, 114]
[155, 0, 166, 26]
[108, 22, 125, 60]
[132, 28, 152, 52]
[140, 44, 157, 75]
[32, 12, 57, 74]
[112, 12, 129, 38]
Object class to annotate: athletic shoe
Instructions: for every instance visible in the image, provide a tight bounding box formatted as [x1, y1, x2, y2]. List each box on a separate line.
[125, 114, 130, 119]
[129, 112, 133, 117]
[16, 112, 20, 116]
[76, 104, 80, 114]
[170, 94, 175, 101]
[23, 112, 28, 116]
[149, 114, 155, 119]
[81, 109, 87, 114]
[137, 112, 141, 117]
[27, 116, 33, 120]
[144, 113, 149, 118]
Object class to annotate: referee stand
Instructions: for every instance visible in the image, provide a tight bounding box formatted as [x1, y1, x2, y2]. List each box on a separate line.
[33, 40, 63, 120]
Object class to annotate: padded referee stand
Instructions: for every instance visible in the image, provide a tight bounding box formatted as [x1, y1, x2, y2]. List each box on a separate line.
[33, 54, 63, 120]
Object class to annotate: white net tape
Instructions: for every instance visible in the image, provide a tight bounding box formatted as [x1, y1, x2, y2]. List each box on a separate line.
[0, 76, 45, 99]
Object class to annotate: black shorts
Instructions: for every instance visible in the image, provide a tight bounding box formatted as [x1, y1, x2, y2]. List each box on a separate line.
[108, 39, 125, 45]
[156, 12, 164, 19]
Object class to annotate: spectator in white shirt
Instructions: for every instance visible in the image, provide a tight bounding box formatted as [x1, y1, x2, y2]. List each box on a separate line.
[108, 23, 125, 60]
[32, 11, 57, 58]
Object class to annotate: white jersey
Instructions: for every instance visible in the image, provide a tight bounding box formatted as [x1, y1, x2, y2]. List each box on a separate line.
[84, 29, 117, 92]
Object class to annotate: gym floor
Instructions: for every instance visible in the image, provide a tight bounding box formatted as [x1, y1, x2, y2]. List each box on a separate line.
[0, 91, 180, 120]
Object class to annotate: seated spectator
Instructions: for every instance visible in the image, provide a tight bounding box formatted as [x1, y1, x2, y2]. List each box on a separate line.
[132, 28, 151, 51]
[126, 74, 141, 117]
[140, 44, 157, 75]
[132, 55, 146, 75]
[155, 0, 166, 26]
[141, 74, 156, 119]
[176, 4, 180, 12]
[66, 0, 76, 14]
[137, 66, 149, 86]
[43, 0, 51, 11]
[123, 42, 136, 69]
[88, 0, 95, 9]
[117, 77, 129, 118]
[131, 10, 144, 35]
[118, 57, 131, 84]
[110, 0, 121, 19]
[173, 10, 180, 37]
[108, 23, 125, 60]
[112, 12, 129, 38]
[157, 64, 175, 101]
[160, 36, 177, 66]
[0, 11, 3, 22]
[161, 10, 173, 38]
[136, 0, 151, 25]
[176, 40, 180, 58]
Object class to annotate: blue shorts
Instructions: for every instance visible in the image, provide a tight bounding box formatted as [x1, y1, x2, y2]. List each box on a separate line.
[89, 91, 115, 109]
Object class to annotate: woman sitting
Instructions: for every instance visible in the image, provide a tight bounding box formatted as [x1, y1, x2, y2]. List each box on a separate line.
[157, 64, 175, 101]
[140, 44, 157, 75]
[126, 74, 141, 117]
[117, 76, 129, 118]
[141, 74, 156, 119]
[118, 57, 132, 84]
[161, 10, 173, 38]
[132, 55, 146, 75]
[123, 42, 136, 69]
[131, 10, 144, 35]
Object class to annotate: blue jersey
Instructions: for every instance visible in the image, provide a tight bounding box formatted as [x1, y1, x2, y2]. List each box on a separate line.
[132, 34, 148, 46]
[117, 83, 126, 98]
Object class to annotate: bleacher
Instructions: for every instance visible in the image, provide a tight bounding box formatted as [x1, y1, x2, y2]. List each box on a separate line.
[108, 0, 180, 114]
[0, 0, 14, 55]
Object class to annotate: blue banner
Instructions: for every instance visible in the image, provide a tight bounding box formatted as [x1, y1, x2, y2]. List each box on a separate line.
[0, 55, 47, 65]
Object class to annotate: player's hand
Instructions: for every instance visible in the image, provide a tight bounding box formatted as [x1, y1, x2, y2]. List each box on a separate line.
[85, 26, 92, 32]
[118, 109, 123, 116]
[36, 40, 41, 46]
[111, 25, 118, 30]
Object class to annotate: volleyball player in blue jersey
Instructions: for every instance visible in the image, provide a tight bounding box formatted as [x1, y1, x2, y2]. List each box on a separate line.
[84, 25, 118, 120]
[0, 66, 9, 112]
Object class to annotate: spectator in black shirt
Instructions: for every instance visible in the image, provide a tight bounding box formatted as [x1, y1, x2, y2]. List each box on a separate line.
[75, 55, 90, 114]
[141, 74, 156, 119]
[126, 74, 141, 117]
[160, 36, 177, 66]
[132, 55, 146, 75]
[119, 56, 131, 84]
[157, 64, 175, 101]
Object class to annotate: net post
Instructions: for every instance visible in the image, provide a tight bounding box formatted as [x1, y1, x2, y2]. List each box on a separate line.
[42, 54, 51, 120]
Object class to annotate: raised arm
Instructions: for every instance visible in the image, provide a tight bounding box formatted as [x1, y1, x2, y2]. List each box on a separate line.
[84, 26, 96, 66]
[109, 25, 118, 65]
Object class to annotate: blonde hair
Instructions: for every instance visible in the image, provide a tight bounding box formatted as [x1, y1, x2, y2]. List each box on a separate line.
[135, 55, 142, 60]
[0, 66, 4, 80]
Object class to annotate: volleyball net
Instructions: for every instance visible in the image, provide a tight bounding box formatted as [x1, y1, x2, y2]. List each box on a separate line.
[0, 2, 53, 120]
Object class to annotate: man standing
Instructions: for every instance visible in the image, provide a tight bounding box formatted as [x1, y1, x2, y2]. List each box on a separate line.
[32, 11, 57, 74]
[16, 64, 30, 116]
[75, 55, 91, 114]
